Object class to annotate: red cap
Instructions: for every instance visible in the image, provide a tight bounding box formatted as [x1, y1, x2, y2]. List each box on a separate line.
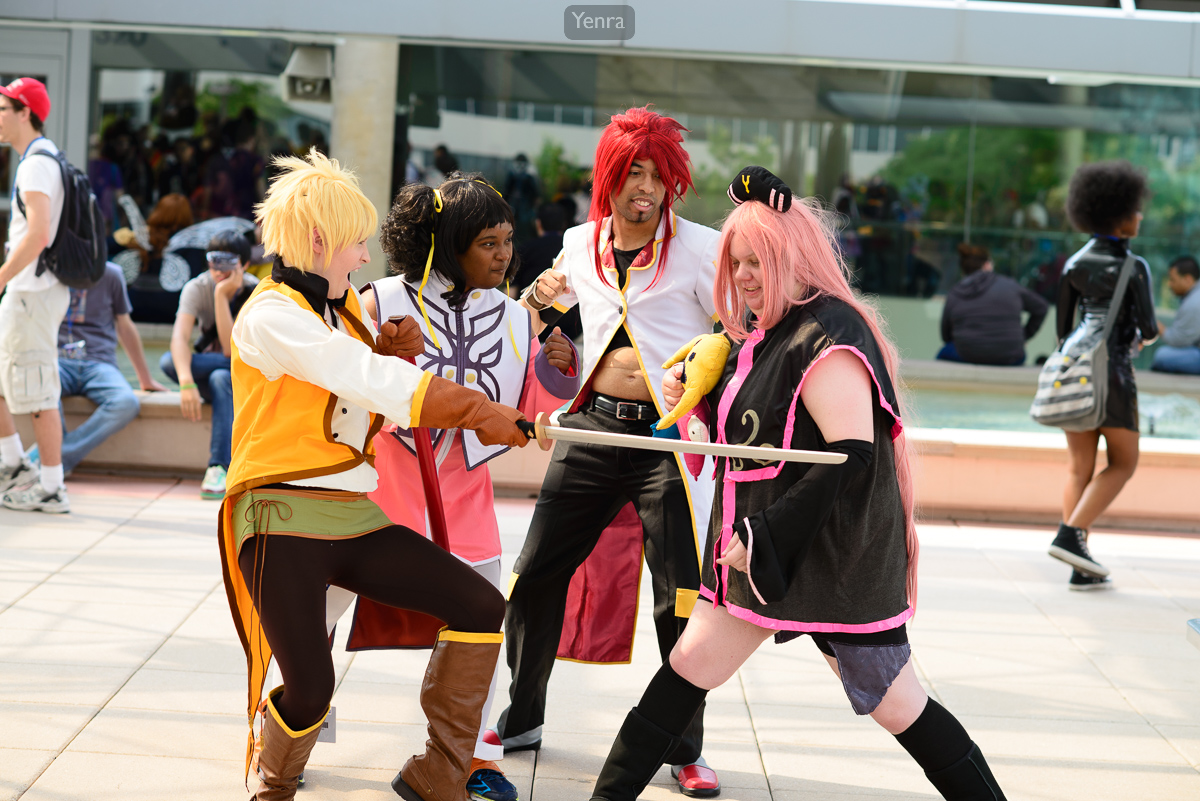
[0, 77, 50, 123]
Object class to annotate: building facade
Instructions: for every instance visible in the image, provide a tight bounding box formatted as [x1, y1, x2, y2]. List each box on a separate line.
[5, 0, 1200, 358]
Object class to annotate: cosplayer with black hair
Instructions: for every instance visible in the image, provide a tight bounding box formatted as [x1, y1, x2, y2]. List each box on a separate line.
[495, 106, 724, 797]
[1048, 160, 1157, 590]
[219, 150, 530, 801]
[382, 172, 522, 307]
[316, 173, 580, 801]
[587, 167, 1008, 801]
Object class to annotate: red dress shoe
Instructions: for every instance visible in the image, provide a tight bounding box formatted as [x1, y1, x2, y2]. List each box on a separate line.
[671, 761, 721, 798]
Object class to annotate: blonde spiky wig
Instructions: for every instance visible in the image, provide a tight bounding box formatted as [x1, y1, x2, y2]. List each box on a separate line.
[255, 148, 378, 273]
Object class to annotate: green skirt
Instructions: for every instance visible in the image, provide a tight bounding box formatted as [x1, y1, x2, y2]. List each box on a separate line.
[231, 487, 393, 554]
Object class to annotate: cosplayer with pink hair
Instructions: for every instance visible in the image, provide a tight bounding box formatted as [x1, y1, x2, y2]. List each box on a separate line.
[498, 107, 723, 796]
[588, 167, 1008, 801]
[712, 193, 919, 606]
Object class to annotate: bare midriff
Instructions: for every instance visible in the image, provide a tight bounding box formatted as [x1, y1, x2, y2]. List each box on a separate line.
[591, 346, 654, 402]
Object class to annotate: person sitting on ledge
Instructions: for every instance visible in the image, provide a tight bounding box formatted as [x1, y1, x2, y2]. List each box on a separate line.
[24, 262, 166, 483]
[937, 243, 1048, 366]
[1151, 255, 1200, 376]
[160, 230, 258, 500]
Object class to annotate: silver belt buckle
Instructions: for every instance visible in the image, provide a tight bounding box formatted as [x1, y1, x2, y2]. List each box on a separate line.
[616, 401, 640, 420]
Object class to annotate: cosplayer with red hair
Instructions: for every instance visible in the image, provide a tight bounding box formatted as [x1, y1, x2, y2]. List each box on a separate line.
[587, 167, 1007, 801]
[585, 106, 695, 288]
[497, 107, 723, 796]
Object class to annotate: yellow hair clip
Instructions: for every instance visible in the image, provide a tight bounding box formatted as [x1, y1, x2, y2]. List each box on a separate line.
[416, 189, 445, 349]
[476, 179, 503, 198]
[506, 279, 522, 362]
[417, 231, 441, 349]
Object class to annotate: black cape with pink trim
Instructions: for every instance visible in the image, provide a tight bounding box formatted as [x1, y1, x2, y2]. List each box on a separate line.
[701, 296, 910, 631]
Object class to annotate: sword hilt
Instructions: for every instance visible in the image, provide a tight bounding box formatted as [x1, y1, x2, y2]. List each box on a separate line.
[516, 413, 553, 451]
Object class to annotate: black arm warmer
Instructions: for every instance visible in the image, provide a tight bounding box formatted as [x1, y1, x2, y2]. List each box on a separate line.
[731, 438, 873, 603]
[538, 306, 565, 328]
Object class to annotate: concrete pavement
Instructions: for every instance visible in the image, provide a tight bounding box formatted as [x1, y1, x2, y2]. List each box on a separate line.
[2, 474, 1199, 800]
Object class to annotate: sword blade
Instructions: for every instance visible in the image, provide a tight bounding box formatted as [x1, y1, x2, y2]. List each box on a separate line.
[542, 425, 846, 465]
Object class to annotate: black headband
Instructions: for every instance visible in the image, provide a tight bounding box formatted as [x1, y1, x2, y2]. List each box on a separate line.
[728, 166, 792, 213]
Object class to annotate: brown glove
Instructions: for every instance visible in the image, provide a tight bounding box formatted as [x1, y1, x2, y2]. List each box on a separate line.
[414, 376, 529, 449]
[377, 315, 426, 359]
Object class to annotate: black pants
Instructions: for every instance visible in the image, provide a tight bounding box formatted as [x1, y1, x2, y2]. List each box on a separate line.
[239, 524, 505, 731]
[500, 407, 706, 763]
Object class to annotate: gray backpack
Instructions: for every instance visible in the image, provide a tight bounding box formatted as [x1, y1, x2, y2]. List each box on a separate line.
[1029, 254, 1136, 432]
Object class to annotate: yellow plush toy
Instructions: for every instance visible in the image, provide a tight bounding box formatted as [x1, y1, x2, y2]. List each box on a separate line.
[656, 333, 731, 430]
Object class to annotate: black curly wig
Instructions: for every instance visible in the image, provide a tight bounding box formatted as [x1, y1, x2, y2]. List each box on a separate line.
[379, 172, 519, 308]
[1066, 160, 1148, 235]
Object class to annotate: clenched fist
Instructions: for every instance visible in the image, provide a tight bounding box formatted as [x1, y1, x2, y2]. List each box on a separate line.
[526, 269, 568, 309]
[656, 334, 731, 430]
[473, 400, 530, 449]
[543, 327, 575, 374]
[414, 376, 529, 449]
[377, 315, 425, 360]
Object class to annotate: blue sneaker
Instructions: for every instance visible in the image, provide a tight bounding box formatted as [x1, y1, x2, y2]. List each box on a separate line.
[467, 764, 518, 801]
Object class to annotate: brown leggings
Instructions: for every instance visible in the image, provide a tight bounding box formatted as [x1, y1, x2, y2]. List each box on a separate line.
[239, 526, 505, 730]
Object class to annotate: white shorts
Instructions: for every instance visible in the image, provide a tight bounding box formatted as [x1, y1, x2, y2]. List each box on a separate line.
[0, 283, 70, 414]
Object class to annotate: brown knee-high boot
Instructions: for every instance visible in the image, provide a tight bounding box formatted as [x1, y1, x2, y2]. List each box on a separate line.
[393, 629, 504, 801]
[254, 686, 326, 801]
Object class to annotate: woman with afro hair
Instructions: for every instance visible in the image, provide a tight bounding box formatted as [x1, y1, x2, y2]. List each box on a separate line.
[1047, 160, 1157, 590]
[328, 172, 580, 801]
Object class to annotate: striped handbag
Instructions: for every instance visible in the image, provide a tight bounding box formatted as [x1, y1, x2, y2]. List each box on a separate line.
[1030, 255, 1136, 432]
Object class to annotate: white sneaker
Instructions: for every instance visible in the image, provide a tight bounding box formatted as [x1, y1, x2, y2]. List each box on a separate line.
[0, 457, 37, 493]
[201, 465, 227, 500]
[2, 483, 69, 514]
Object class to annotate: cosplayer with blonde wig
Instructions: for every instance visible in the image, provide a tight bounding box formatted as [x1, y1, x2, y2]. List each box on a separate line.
[588, 167, 1008, 801]
[219, 149, 529, 801]
[256, 151, 378, 274]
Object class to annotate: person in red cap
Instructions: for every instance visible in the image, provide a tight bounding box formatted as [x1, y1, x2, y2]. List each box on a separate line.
[0, 77, 72, 513]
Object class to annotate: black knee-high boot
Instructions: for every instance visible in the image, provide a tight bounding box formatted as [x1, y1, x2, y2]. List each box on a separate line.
[925, 742, 1006, 801]
[591, 662, 709, 801]
[894, 698, 1006, 801]
[590, 709, 681, 801]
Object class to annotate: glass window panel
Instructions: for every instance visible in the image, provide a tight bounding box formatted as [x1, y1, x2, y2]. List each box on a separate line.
[87, 31, 330, 323]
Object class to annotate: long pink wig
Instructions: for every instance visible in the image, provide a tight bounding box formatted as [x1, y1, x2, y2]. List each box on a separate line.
[589, 106, 695, 288]
[714, 198, 920, 609]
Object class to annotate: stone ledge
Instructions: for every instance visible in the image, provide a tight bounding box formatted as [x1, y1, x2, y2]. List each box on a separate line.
[19, 390, 210, 477]
[61, 390, 210, 421]
[909, 426, 1200, 532]
[902, 357, 1200, 398]
[31, 390, 1200, 532]
[913, 426, 1200, 468]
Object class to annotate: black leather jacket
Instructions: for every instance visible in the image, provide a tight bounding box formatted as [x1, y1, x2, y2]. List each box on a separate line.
[1056, 237, 1157, 364]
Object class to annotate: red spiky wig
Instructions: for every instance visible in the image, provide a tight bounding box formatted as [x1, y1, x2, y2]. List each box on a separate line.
[589, 106, 695, 287]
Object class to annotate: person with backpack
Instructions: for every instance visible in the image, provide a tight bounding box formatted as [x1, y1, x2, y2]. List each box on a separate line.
[160, 230, 258, 500]
[0, 77, 73, 513]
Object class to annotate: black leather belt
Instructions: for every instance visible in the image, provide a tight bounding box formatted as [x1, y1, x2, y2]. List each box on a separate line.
[589, 393, 658, 421]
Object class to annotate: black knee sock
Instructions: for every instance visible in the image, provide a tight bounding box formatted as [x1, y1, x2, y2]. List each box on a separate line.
[894, 698, 973, 774]
[634, 661, 708, 737]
